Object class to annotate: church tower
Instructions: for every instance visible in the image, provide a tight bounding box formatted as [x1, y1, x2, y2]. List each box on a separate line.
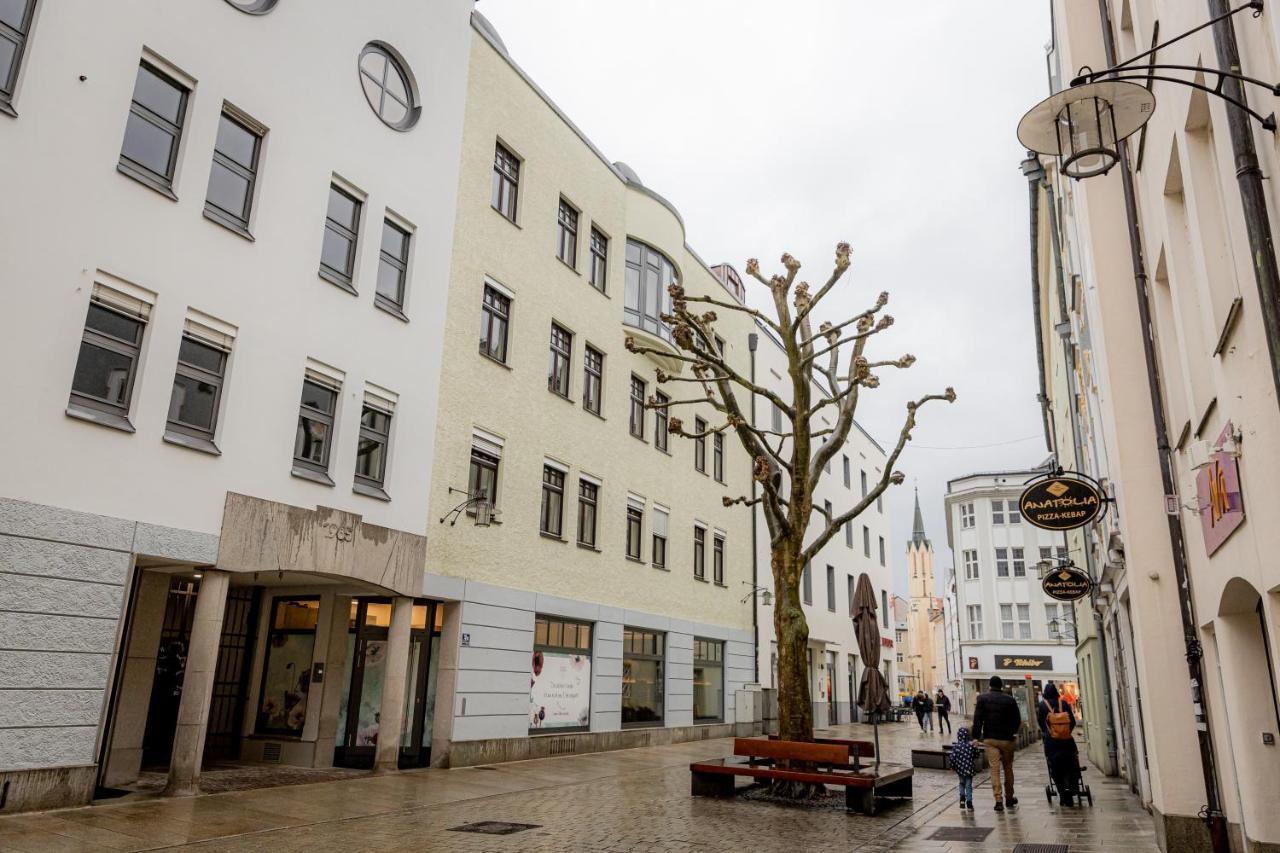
[905, 488, 943, 693]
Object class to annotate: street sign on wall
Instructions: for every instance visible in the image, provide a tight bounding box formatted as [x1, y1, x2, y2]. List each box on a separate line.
[1041, 565, 1093, 601]
[1019, 472, 1106, 531]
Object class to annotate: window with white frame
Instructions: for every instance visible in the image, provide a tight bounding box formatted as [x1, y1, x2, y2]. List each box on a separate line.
[991, 499, 1006, 525]
[967, 605, 983, 639]
[1008, 500, 1022, 524]
[1045, 603, 1059, 632]
[995, 547, 1010, 577]
[1012, 547, 1026, 577]
[960, 502, 975, 529]
[1000, 604, 1014, 639]
[963, 549, 979, 580]
[1017, 603, 1032, 639]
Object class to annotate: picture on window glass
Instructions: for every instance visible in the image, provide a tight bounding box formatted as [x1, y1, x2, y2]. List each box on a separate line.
[530, 616, 592, 730]
[256, 598, 319, 735]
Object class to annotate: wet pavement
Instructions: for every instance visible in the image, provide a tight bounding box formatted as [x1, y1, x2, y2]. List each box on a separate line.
[0, 719, 1159, 852]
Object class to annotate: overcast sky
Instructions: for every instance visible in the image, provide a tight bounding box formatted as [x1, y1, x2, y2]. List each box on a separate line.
[479, 1, 1054, 592]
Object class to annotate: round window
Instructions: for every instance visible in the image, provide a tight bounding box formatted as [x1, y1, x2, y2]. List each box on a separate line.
[358, 43, 420, 132]
[223, 0, 278, 14]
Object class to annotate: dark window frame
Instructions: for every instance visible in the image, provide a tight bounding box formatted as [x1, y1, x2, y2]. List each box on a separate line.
[626, 503, 643, 561]
[588, 227, 608, 292]
[556, 197, 578, 268]
[319, 183, 362, 291]
[70, 300, 145, 420]
[826, 565, 836, 612]
[491, 141, 520, 222]
[629, 375, 646, 439]
[480, 284, 511, 364]
[165, 334, 228, 443]
[692, 637, 725, 723]
[118, 62, 189, 196]
[653, 392, 669, 451]
[577, 478, 598, 548]
[712, 533, 725, 586]
[582, 345, 603, 415]
[468, 446, 500, 510]
[203, 109, 263, 236]
[293, 377, 339, 479]
[357, 41, 420, 132]
[0, 0, 37, 112]
[623, 239, 676, 344]
[693, 525, 706, 580]
[651, 508, 667, 569]
[375, 218, 411, 315]
[802, 561, 812, 606]
[693, 417, 707, 473]
[548, 322, 572, 398]
[354, 403, 392, 494]
[540, 464, 566, 539]
[621, 628, 665, 728]
[713, 432, 724, 482]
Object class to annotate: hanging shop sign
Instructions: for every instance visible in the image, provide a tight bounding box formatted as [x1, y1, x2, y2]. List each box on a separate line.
[1041, 564, 1093, 602]
[1019, 471, 1107, 531]
[1196, 422, 1245, 557]
[996, 654, 1052, 671]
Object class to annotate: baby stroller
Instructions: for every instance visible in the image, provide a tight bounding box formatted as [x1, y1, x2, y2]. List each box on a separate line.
[1044, 756, 1093, 806]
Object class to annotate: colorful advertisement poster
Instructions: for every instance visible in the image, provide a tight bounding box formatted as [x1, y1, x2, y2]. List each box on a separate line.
[530, 651, 591, 729]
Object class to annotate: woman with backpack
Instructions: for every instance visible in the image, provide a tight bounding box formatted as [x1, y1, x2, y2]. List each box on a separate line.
[1037, 681, 1080, 806]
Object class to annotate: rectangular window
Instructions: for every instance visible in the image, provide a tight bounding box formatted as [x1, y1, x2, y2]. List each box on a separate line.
[70, 300, 146, 419]
[1008, 501, 1022, 524]
[693, 638, 724, 723]
[1056, 545, 1068, 561]
[589, 227, 608, 292]
[713, 432, 724, 482]
[479, 284, 511, 363]
[119, 62, 188, 192]
[320, 184, 361, 289]
[204, 110, 262, 233]
[623, 239, 676, 343]
[826, 565, 836, 612]
[540, 464, 565, 538]
[963, 549, 979, 580]
[1012, 547, 1026, 577]
[556, 198, 578, 267]
[771, 402, 783, 434]
[847, 575, 856, 616]
[802, 562, 812, 605]
[967, 604, 983, 639]
[256, 597, 320, 735]
[878, 536, 886, 567]
[861, 470, 869, 497]
[713, 533, 725, 585]
[882, 590, 889, 628]
[694, 417, 707, 472]
[877, 493, 883, 513]
[654, 391, 669, 451]
[577, 478, 598, 548]
[1039, 546, 1053, 565]
[166, 334, 228, 443]
[626, 498, 644, 561]
[531, 616, 592, 731]
[1018, 604, 1032, 639]
[842, 456, 851, 488]
[845, 521, 853, 549]
[1000, 604, 1014, 640]
[491, 141, 519, 222]
[995, 547, 1010, 577]
[991, 499, 1005, 525]
[693, 525, 706, 580]
[376, 219, 411, 312]
[651, 505, 668, 568]
[0, 0, 36, 108]
[622, 628, 664, 726]
[583, 346, 603, 415]
[354, 403, 392, 493]
[294, 378, 339, 475]
[468, 445, 500, 509]
[548, 323, 572, 397]
[1045, 603, 1059, 635]
[824, 500, 832, 524]
[863, 525, 871, 557]
[629, 375, 646, 439]
[960, 502, 975, 529]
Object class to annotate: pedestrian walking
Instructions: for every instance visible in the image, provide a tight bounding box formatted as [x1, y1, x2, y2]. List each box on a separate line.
[912, 690, 928, 733]
[971, 675, 1021, 811]
[935, 688, 952, 735]
[1037, 681, 1081, 806]
[950, 726, 979, 810]
[922, 692, 935, 732]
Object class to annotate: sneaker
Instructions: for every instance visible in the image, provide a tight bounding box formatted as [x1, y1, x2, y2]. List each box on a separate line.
[966, 800, 974, 810]
[993, 801, 1004, 812]
[1005, 796, 1018, 807]
[960, 798, 967, 809]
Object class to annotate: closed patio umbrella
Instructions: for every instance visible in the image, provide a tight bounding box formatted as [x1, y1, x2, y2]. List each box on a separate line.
[853, 572, 891, 765]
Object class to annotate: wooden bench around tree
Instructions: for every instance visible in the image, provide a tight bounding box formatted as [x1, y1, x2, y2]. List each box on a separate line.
[689, 738, 914, 815]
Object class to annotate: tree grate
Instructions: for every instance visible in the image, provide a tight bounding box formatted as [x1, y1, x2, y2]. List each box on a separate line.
[1012, 845, 1069, 853]
[448, 821, 541, 835]
[927, 826, 994, 841]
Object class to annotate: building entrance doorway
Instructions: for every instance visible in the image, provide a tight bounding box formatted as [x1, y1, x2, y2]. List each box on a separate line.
[848, 654, 859, 723]
[334, 599, 442, 769]
[825, 651, 838, 724]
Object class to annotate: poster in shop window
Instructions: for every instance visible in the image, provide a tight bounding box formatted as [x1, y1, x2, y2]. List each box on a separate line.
[530, 651, 591, 729]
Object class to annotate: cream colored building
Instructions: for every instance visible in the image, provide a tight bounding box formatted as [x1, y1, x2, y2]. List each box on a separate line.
[1029, 2, 1280, 850]
[418, 12, 756, 766]
[905, 491, 944, 695]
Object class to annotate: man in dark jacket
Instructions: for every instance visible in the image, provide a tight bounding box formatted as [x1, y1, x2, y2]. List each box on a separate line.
[971, 675, 1021, 811]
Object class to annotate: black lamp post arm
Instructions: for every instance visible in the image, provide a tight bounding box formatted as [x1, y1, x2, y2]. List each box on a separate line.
[1092, 73, 1277, 129]
[1089, 0, 1262, 74]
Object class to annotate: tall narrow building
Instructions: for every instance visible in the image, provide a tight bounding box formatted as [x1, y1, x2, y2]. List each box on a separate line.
[905, 489, 944, 694]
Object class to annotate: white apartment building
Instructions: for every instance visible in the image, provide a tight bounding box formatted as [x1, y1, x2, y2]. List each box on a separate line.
[750, 326, 897, 728]
[0, 0, 474, 812]
[944, 470, 1079, 715]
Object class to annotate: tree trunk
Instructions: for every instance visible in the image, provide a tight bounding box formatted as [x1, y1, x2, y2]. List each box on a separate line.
[773, 540, 813, 743]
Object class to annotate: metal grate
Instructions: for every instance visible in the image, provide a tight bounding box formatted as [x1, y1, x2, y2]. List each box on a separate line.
[449, 822, 540, 836]
[928, 826, 993, 842]
[1012, 845, 1069, 853]
[261, 742, 282, 763]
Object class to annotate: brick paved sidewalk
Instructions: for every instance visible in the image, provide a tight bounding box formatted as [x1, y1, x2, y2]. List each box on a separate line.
[0, 719, 1157, 852]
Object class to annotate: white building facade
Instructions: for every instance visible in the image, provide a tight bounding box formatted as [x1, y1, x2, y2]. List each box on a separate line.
[944, 470, 1079, 715]
[0, 0, 475, 812]
[750, 327, 897, 728]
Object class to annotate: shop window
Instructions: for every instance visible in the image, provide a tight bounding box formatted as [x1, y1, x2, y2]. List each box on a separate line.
[531, 616, 593, 732]
[693, 638, 724, 723]
[622, 628, 664, 727]
[256, 597, 320, 736]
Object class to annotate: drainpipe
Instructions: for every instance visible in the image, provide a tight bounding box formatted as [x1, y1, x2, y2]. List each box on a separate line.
[1023, 158, 1057, 456]
[1042, 172, 1121, 778]
[749, 331, 760, 684]
[1208, 0, 1280, 413]
[1095, 3, 1229, 849]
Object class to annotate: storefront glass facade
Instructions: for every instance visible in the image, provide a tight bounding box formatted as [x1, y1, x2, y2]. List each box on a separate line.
[531, 615, 593, 732]
[693, 638, 724, 723]
[622, 628, 664, 727]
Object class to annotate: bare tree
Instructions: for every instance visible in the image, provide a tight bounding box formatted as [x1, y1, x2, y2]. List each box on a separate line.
[626, 243, 955, 747]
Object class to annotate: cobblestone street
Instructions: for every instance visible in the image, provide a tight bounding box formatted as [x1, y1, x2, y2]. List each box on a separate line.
[0, 720, 1160, 852]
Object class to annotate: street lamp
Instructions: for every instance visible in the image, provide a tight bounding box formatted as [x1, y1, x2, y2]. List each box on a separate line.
[741, 582, 773, 606]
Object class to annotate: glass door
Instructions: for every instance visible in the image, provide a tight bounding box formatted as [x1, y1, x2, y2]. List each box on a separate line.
[334, 599, 391, 769]
[398, 601, 442, 768]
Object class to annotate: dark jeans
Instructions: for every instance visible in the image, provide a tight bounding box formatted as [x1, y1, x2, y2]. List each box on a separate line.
[937, 709, 951, 734]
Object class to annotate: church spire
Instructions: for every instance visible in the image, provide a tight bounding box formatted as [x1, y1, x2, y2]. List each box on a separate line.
[911, 486, 930, 548]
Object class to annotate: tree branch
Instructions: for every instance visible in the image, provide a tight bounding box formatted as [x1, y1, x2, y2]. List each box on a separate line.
[684, 293, 782, 334]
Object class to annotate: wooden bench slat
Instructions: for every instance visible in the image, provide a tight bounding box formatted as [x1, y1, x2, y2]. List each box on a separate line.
[732, 737, 848, 764]
[768, 735, 875, 758]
